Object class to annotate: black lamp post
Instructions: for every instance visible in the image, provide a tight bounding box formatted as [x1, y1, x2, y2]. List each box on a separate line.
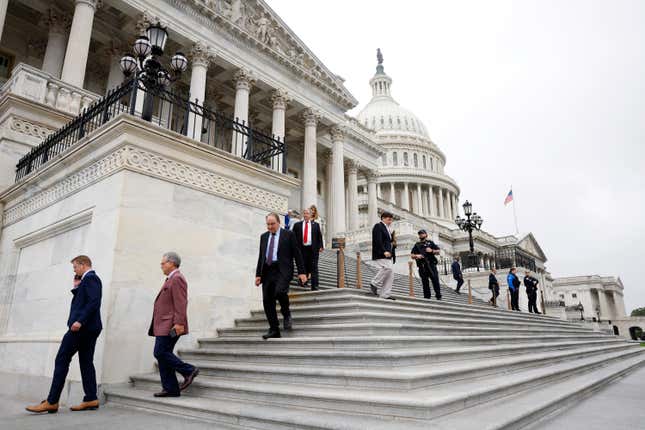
[577, 301, 584, 320]
[455, 200, 483, 269]
[119, 23, 189, 121]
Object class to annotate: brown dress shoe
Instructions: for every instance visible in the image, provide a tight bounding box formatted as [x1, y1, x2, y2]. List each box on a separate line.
[70, 400, 100, 411]
[25, 400, 59, 414]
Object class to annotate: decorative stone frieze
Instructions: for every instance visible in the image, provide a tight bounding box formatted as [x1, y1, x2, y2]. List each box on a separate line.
[9, 118, 56, 139]
[3, 145, 288, 226]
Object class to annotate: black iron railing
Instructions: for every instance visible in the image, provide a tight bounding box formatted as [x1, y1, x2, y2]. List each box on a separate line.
[438, 246, 537, 276]
[15, 77, 286, 181]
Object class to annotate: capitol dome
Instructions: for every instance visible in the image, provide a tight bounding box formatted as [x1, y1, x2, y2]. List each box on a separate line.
[357, 50, 430, 139]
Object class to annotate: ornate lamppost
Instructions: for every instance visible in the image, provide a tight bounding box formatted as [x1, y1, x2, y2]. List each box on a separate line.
[119, 23, 189, 121]
[577, 301, 584, 320]
[455, 200, 483, 268]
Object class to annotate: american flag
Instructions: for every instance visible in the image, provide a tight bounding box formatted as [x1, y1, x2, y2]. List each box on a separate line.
[504, 189, 513, 205]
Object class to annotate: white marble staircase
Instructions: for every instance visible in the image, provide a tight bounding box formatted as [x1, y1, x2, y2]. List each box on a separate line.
[104, 251, 645, 429]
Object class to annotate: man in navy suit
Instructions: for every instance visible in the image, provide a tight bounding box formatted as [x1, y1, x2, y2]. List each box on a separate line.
[255, 212, 307, 339]
[26, 255, 102, 414]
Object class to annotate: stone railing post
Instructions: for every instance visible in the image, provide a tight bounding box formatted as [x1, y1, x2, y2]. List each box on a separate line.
[408, 261, 415, 297]
[468, 279, 473, 304]
[356, 252, 362, 289]
[507, 289, 512, 310]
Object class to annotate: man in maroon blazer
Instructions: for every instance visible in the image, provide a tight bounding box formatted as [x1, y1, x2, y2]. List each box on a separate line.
[148, 252, 199, 397]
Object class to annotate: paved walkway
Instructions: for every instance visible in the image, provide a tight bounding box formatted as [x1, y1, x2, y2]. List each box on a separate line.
[0, 395, 215, 430]
[533, 364, 645, 429]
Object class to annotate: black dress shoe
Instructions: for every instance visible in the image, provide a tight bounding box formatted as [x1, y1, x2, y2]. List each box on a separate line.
[436, 296, 442, 300]
[370, 284, 378, 296]
[283, 316, 293, 330]
[384, 296, 396, 301]
[311, 286, 319, 291]
[262, 330, 281, 339]
[154, 391, 180, 398]
[180, 368, 200, 391]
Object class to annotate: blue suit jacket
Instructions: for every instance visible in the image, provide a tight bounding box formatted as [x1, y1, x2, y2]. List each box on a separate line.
[68, 270, 103, 332]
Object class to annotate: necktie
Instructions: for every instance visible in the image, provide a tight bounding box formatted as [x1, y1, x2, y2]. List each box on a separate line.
[303, 222, 309, 244]
[266, 233, 276, 265]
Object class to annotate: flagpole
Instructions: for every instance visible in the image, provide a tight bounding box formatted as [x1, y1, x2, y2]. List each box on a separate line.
[512, 187, 519, 234]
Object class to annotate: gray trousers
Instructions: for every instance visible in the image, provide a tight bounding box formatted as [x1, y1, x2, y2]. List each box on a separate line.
[372, 258, 394, 298]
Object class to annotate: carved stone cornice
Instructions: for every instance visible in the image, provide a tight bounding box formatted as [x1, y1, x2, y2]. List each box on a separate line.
[233, 68, 256, 91]
[160, 0, 358, 110]
[190, 42, 217, 68]
[302, 108, 321, 127]
[271, 88, 291, 110]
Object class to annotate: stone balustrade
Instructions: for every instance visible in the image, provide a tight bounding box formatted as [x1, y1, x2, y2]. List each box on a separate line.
[0, 63, 100, 115]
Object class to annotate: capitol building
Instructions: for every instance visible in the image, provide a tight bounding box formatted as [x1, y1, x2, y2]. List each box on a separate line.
[0, 0, 639, 423]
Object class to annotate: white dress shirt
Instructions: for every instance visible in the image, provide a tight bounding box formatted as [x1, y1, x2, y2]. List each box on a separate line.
[302, 220, 313, 246]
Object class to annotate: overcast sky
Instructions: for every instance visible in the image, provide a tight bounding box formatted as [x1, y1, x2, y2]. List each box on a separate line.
[266, 0, 645, 313]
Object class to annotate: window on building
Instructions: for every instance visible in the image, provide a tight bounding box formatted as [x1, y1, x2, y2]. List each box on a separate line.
[403, 152, 409, 166]
[572, 293, 577, 298]
[0, 49, 14, 80]
[317, 180, 322, 195]
[413, 153, 418, 167]
[559, 294, 565, 299]
[393, 152, 398, 166]
[430, 158, 434, 171]
[422, 155, 427, 169]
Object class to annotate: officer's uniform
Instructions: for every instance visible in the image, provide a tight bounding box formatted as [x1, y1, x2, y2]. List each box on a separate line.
[524, 275, 540, 314]
[411, 234, 441, 300]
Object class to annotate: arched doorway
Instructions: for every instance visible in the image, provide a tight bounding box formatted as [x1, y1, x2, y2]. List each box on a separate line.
[613, 325, 619, 336]
[628, 326, 643, 340]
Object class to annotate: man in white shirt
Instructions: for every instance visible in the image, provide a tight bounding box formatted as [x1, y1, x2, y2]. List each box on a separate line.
[291, 208, 324, 290]
[370, 212, 396, 300]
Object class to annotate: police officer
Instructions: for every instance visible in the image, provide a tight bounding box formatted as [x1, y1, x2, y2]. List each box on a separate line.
[488, 268, 500, 307]
[524, 270, 541, 314]
[410, 230, 442, 300]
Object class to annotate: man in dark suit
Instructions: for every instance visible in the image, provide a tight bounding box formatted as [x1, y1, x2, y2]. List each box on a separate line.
[410, 229, 442, 300]
[370, 211, 395, 300]
[148, 252, 199, 397]
[26, 255, 102, 414]
[488, 268, 500, 307]
[255, 212, 307, 339]
[291, 208, 324, 291]
[451, 257, 464, 294]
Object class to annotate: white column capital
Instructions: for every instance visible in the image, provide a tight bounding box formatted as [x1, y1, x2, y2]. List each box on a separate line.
[271, 88, 291, 110]
[302, 108, 321, 127]
[366, 170, 379, 183]
[345, 160, 359, 175]
[233, 68, 256, 91]
[329, 125, 345, 142]
[190, 41, 217, 68]
[43, 8, 71, 34]
[76, 0, 102, 11]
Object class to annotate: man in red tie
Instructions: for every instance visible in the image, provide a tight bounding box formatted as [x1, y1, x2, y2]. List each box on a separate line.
[291, 208, 324, 290]
[255, 213, 307, 339]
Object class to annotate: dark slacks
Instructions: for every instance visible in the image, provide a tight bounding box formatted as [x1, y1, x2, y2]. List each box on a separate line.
[301, 246, 319, 288]
[455, 276, 464, 292]
[153, 335, 195, 395]
[262, 265, 290, 331]
[490, 286, 500, 303]
[510, 288, 520, 310]
[528, 293, 540, 313]
[420, 265, 441, 299]
[47, 329, 101, 404]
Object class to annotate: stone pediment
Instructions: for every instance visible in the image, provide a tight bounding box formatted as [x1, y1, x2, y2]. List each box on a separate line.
[158, 0, 358, 110]
[517, 232, 547, 262]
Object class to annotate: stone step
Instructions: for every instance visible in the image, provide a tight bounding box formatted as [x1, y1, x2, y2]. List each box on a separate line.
[261, 300, 582, 329]
[125, 347, 645, 421]
[232, 311, 592, 333]
[198, 333, 618, 350]
[217, 321, 597, 338]
[430, 352, 645, 429]
[174, 342, 634, 388]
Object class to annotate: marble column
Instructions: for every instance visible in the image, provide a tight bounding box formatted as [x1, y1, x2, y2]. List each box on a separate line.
[103, 41, 126, 94]
[232, 68, 255, 157]
[389, 182, 396, 204]
[187, 42, 214, 141]
[61, 0, 100, 88]
[367, 172, 378, 225]
[416, 184, 424, 216]
[377, 183, 382, 199]
[428, 186, 435, 217]
[452, 194, 458, 218]
[42, 9, 69, 78]
[402, 182, 410, 211]
[438, 188, 445, 219]
[347, 162, 359, 231]
[0, 0, 8, 43]
[330, 126, 346, 235]
[597, 290, 612, 321]
[302, 108, 320, 208]
[447, 192, 453, 221]
[271, 89, 290, 172]
[324, 150, 334, 241]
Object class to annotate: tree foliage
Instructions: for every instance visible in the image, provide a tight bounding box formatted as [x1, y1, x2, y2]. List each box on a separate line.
[631, 307, 645, 317]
